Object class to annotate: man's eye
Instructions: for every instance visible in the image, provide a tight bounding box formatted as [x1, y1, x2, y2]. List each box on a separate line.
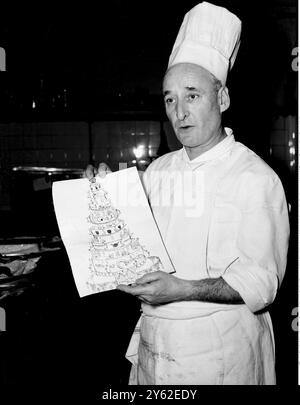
[187, 94, 199, 101]
[165, 97, 175, 105]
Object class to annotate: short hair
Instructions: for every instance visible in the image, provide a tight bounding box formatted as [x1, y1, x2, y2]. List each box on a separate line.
[162, 64, 223, 95]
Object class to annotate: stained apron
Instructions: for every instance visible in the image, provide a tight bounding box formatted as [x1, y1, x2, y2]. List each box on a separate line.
[126, 305, 275, 385]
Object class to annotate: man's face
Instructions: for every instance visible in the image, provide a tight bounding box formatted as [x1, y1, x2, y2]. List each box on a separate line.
[163, 63, 223, 157]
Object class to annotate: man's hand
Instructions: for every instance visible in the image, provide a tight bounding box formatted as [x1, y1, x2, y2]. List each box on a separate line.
[117, 272, 244, 306]
[117, 271, 189, 305]
[84, 163, 112, 180]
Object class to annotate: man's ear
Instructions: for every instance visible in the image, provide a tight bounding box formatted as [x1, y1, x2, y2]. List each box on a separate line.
[218, 86, 230, 113]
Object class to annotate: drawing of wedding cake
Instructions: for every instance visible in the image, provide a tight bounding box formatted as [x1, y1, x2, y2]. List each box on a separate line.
[86, 178, 163, 293]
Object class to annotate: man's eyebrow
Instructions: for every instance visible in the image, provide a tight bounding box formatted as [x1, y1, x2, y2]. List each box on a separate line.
[163, 86, 203, 95]
[185, 86, 201, 91]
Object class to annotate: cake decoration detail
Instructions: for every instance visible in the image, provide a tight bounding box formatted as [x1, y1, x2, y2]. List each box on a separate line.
[86, 178, 163, 293]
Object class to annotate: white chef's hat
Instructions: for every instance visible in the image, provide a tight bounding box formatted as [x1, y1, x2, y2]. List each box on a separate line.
[168, 1, 242, 85]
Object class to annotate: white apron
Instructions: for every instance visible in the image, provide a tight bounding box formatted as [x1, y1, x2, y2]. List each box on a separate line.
[127, 307, 275, 385]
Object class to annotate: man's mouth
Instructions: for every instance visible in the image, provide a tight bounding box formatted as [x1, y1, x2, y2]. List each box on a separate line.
[178, 125, 193, 130]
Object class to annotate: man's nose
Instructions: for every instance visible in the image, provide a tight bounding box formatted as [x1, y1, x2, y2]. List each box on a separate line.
[176, 101, 189, 121]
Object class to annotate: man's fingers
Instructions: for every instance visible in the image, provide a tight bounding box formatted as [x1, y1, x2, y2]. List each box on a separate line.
[117, 283, 151, 296]
[98, 163, 112, 178]
[84, 164, 96, 179]
[83, 163, 112, 179]
[117, 284, 151, 304]
[135, 271, 163, 284]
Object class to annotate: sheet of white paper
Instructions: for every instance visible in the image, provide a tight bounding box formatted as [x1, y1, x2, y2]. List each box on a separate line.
[52, 167, 175, 297]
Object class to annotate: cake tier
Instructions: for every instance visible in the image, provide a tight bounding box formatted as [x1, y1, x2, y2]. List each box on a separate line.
[90, 251, 162, 276]
[90, 236, 149, 257]
[88, 207, 120, 224]
[87, 255, 163, 291]
[89, 218, 125, 237]
[90, 228, 131, 248]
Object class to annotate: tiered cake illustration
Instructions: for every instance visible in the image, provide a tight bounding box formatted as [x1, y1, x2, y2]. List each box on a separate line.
[86, 178, 163, 293]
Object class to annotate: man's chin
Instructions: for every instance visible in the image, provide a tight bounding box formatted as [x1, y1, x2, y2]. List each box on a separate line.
[176, 135, 193, 146]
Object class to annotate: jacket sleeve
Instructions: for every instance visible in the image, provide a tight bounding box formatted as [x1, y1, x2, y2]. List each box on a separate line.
[222, 173, 290, 313]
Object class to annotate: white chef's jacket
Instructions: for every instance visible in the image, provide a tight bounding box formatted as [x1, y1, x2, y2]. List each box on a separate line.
[126, 129, 290, 385]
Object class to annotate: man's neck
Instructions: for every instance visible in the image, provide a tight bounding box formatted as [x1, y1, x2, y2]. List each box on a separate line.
[184, 128, 227, 161]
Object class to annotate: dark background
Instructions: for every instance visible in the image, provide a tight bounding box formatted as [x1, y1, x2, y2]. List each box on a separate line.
[0, 0, 298, 397]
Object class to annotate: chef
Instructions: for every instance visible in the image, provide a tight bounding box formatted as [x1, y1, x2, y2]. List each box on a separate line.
[86, 1, 290, 385]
